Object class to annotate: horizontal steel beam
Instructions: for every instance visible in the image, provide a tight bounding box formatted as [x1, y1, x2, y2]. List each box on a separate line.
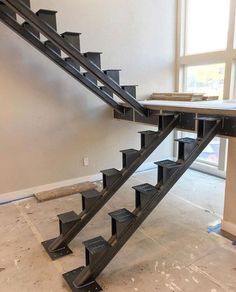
[115, 108, 236, 138]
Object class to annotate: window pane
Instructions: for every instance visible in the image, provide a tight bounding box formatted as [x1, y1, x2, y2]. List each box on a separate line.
[198, 137, 220, 164]
[185, 63, 225, 99]
[184, 63, 225, 165]
[186, 0, 230, 55]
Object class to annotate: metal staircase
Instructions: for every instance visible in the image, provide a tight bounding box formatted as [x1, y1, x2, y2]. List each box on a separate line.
[42, 113, 179, 260]
[61, 117, 221, 291]
[0, 2, 224, 292]
[0, 0, 148, 116]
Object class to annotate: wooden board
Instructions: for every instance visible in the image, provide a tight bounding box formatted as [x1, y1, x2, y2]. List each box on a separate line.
[151, 93, 219, 102]
[35, 181, 96, 202]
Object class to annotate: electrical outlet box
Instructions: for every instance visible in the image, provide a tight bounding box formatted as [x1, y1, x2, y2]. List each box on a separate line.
[83, 157, 89, 166]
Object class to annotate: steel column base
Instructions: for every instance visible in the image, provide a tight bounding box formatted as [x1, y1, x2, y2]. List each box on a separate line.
[41, 238, 72, 260]
[63, 266, 103, 292]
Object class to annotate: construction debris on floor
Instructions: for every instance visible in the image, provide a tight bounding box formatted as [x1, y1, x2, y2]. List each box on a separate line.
[0, 169, 235, 292]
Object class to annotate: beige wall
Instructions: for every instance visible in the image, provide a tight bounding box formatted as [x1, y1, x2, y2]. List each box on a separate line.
[0, 0, 176, 194]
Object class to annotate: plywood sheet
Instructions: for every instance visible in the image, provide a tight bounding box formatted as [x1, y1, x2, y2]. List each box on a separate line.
[138, 100, 236, 116]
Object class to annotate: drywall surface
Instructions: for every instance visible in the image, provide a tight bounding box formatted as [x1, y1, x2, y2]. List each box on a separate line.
[0, 0, 176, 194]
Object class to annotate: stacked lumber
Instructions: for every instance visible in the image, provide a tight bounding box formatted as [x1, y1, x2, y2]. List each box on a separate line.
[150, 92, 219, 102]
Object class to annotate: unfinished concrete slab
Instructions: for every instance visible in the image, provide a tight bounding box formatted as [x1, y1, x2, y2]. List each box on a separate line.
[0, 169, 235, 292]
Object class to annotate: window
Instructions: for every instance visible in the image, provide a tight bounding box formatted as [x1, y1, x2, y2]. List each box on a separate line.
[185, 0, 230, 55]
[185, 64, 225, 99]
[176, 0, 236, 175]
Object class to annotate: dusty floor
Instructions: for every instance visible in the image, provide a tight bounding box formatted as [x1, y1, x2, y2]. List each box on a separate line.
[0, 169, 235, 292]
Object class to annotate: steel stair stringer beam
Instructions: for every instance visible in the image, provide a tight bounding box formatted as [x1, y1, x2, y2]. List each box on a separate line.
[70, 118, 222, 290]
[1, 0, 148, 117]
[0, 7, 125, 114]
[42, 114, 180, 259]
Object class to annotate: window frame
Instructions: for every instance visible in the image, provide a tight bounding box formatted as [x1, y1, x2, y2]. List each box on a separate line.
[175, 0, 236, 177]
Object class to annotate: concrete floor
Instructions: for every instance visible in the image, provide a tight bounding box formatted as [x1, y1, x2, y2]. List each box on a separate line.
[0, 169, 235, 292]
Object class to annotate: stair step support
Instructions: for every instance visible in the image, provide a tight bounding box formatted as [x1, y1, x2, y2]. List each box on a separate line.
[84, 52, 102, 68]
[122, 85, 137, 99]
[101, 168, 122, 189]
[120, 149, 140, 168]
[196, 117, 221, 139]
[84, 236, 110, 266]
[175, 137, 198, 160]
[139, 130, 159, 148]
[61, 32, 81, 51]
[81, 189, 101, 212]
[158, 113, 175, 131]
[109, 208, 136, 238]
[155, 159, 182, 185]
[36, 9, 57, 30]
[104, 69, 121, 84]
[58, 211, 80, 236]
[133, 183, 157, 209]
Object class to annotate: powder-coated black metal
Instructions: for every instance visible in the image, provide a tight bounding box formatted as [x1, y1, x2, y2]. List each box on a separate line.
[69, 118, 221, 290]
[1, 0, 148, 116]
[42, 114, 179, 259]
[0, 8, 124, 114]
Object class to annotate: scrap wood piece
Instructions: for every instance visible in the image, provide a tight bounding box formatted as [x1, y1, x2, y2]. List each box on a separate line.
[150, 92, 219, 102]
[35, 181, 96, 202]
[202, 95, 219, 101]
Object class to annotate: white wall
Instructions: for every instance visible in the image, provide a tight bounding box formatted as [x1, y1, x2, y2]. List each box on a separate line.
[0, 0, 176, 195]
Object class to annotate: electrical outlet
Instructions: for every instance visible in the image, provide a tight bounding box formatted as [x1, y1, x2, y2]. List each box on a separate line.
[83, 157, 89, 166]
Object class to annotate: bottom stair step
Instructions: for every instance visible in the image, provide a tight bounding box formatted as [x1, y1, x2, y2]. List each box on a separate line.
[84, 236, 110, 266]
[109, 208, 136, 238]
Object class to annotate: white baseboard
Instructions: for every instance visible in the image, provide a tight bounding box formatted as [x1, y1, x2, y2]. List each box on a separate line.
[222, 220, 236, 236]
[0, 172, 102, 204]
[0, 162, 156, 204]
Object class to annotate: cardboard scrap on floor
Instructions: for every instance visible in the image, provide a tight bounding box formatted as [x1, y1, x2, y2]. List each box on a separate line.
[150, 92, 219, 102]
[34, 181, 96, 202]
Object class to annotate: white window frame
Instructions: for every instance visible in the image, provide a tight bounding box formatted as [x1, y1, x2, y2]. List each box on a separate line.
[175, 0, 236, 177]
